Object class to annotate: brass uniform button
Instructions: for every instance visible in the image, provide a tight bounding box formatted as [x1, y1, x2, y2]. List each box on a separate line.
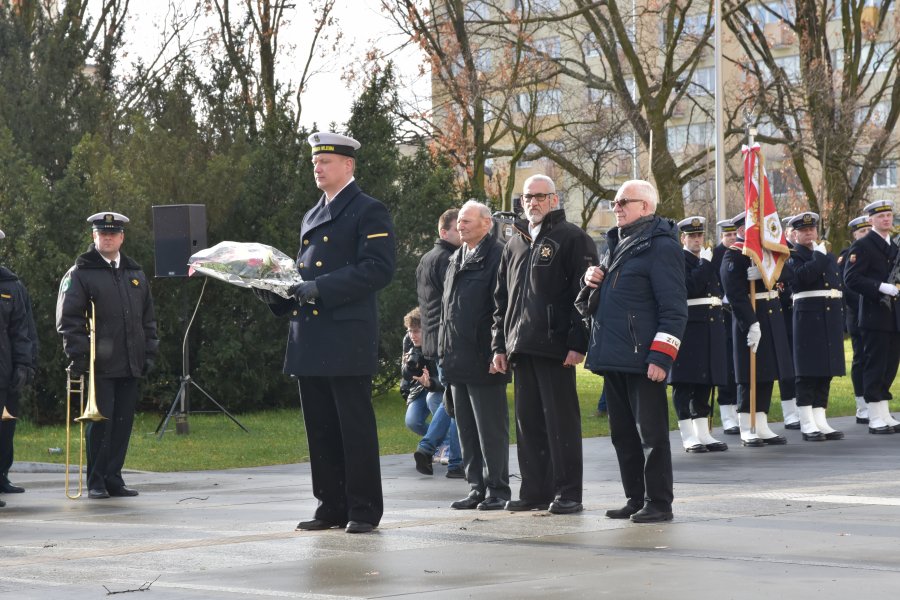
[768, 309, 773, 314]
[292, 310, 298, 316]
[312, 309, 319, 316]
[303, 239, 309, 246]
[323, 236, 329, 242]
[299, 262, 304, 268]
[315, 261, 323, 267]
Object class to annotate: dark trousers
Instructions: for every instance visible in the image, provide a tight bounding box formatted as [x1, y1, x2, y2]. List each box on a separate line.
[796, 376, 831, 408]
[605, 371, 673, 512]
[0, 388, 18, 482]
[671, 383, 712, 420]
[297, 375, 383, 526]
[861, 329, 900, 403]
[511, 354, 582, 503]
[779, 377, 796, 401]
[86, 377, 138, 491]
[452, 382, 510, 501]
[718, 310, 737, 406]
[737, 381, 774, 413]
[849, 329, 865, 397]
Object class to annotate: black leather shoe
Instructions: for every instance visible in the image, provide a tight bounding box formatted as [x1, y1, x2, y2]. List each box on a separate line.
[704, 441, 728, 452]
[505, 499, 550, 511]
[892, 424, 900, 434]
[108, 486, 139, 497]
[802, 431, 826, 441]
[631, 506, 673, 523]
[784, 421, 801, 430]
[549, 499, 583, 514]
[296, 518, 344, 531]
[741, 438, 765, 447]
[856, 416, 869, 424]
[605, 503, 642, 519]
[0, 498, 5, 507]
[445, 467, 465, 479]
[477, 497, 507, 511]
[869, 425, 894, 434]
[413, 449, 433, 475]
[824, 430, 845, 440]
[450, 493, 484, 510]
[761, 434, 787, 445]
[345, 520, 375, 534]
[723, 426, 740, 435]
[88, 488, 110, 499]
[684, 443, 708, 453]
[0, 481, 25, 493]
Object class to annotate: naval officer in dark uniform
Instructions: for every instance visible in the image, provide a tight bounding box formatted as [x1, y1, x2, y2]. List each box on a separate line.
[257, 132, 396, 533]
[711, 219, 739, 434]
[777, 217, 800, 430]
[844, 200, 900, 434]
[669, 216, 728, 453]
[840, 216, 872, 424]
[56, 212, 158, 499]
[786, 212, 845, 441]
[720, 212, 792, 447]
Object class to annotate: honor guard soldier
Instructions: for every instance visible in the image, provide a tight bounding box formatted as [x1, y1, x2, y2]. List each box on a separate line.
[720, 211, 793, 447]
[56, 212, 159, 499]
[840, 216, 873, 424]
[669, 217, 728, 453]
[777, 217, 801, 429]
[786, 212, 845, 441]
[844, 200, 900, 433]
[0, 228, 38, 506]
[255, 132, 396, 533]
[711, 219, 740, 434]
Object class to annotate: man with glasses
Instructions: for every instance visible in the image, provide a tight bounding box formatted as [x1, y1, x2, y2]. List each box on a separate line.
[582, 180, 687, 523]
[492, 174, 597, 515]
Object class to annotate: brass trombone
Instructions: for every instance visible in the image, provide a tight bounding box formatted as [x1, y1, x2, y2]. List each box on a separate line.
[65, 301, 107, 500]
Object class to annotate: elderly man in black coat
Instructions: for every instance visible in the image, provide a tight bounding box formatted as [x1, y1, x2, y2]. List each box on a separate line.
[257, 132, 396, 534]
[583, 179, 687, 523]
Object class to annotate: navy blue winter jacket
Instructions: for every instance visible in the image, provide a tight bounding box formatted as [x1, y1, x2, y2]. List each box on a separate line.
[584, 216, 687, 375]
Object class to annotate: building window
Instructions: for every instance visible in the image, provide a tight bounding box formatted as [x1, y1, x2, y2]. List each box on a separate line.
[667, 122, 713, 151]
[583, 32, 602, 58]
[516, 89, 561, 116]
[873, 162, 898, 188]
[466, 0, 489, 21]
[773, 55, 801, 82]
[746, 1, 792, 27]
[689, 66, 715, 95]
[475, 48, 492, 72]
[533, 37, 561, 59]
[517, 143, 540, 168]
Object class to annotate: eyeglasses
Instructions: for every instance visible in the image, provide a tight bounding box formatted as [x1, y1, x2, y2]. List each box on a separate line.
[406, 328, 421, 335]
[612, 197, 645, 208]
[522, 192, 555, 203]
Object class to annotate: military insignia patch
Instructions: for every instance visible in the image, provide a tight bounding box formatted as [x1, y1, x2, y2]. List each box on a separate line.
[540, 245, 553, 259]
[131, 278, 140, 287]
[61, 275, 71, 293]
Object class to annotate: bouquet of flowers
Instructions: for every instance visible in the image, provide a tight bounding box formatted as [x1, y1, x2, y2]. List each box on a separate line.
[188, 241, 302, 298]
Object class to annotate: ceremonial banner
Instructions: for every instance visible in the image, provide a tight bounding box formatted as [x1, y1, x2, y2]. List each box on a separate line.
[742, 143, 789, 290]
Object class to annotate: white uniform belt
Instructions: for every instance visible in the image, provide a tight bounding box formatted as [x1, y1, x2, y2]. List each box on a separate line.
[753, 290, 779, 301]
[792, 289, 843, 301]
[686, 297, 723, 307]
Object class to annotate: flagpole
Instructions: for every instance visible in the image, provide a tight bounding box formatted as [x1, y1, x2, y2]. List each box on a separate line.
[748, 129, 758, 435]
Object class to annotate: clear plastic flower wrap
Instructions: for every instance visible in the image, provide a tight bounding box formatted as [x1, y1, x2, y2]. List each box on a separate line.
[188, 241, 302, 298]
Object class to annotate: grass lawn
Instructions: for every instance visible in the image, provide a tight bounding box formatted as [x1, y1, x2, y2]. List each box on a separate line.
[13, 340, 892, 472]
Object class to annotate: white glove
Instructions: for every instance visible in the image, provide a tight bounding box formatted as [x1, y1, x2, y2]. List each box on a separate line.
[747, 265, 762, 281]
[746, 322, 761, 353]
[879, 282, 900, 297]
[699, 246, 713, 262]
[813, 241, 827, 255]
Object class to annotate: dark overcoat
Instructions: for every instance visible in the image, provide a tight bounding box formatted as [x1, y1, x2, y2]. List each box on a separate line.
[787, 244, 846, 377]
[0, 267, 34, 388]
[844, 230, 900, 332]
[272, 181, 396, 377]
[416, 239, 456, 359]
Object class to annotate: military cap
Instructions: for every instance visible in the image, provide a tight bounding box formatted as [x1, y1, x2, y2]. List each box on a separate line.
[848, 215, 871, 232]
[308, 131, 361, 158]
[730, 211, 746, 228]
[781, 216, 794, 228]
[716, 219, 737, 233]
[788, 211, 819, 229]
[87, 212, 129, 232]
[863, 199, 894, 215]
[677, 216, 705, 234]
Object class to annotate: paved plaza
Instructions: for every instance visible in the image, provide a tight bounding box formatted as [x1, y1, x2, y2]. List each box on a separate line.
[1, 415, 899, 599]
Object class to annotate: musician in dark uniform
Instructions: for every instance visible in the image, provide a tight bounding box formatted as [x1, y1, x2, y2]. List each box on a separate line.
[257, 132, 396, 533]
[777, 217, 800, 430]
[0, 228, 37, 505]
[57, 212, 158, 499]
[711, 219, 739, 434]
[669, 217, 728, 453]
[840, 216, 872, 424]
[720, 212, 792, 447]
[844, 200, 900, 434]
[786, 212, 845, 441]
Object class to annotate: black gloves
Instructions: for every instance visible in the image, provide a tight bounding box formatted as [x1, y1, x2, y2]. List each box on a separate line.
[442, 385, 455, 418]
[288, 281, 319, 304]
[142, 358, 156, 377]
[252, 287, 283, 304]
[10, 365, 34, 393]
[67, 356, 89, 378]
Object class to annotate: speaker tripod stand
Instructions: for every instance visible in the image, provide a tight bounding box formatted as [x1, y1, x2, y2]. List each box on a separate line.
[156, 278, 248, 439]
